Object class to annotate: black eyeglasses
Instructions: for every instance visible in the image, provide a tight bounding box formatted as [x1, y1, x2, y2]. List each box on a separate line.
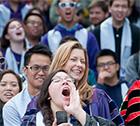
[51, 76, 75, 83]
[26, 65, 49, 73]
[26, 20, 42, 26]
[97, 61, 116, 68]
[58, 2, 76, 8]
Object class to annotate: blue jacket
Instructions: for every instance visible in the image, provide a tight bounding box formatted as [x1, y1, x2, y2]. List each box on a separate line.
[41, 23, 99, 72]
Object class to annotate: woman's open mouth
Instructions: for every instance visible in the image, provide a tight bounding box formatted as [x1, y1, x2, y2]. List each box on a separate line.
[62, 88, 70, 97]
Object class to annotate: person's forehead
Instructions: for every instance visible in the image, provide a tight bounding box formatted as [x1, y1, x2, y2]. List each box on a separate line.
[9, 21, 21, 26]
[90, 6, 104, 12]
[53, 72, 69, 78]
[29, 54, 51, 63]
[112, 0, 129, 5]
[98, 56, 115, 61]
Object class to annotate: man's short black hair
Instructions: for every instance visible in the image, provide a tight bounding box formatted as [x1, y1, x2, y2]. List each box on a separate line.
[96, 49, 119, 66]
[24, 44, 52, 66]
[59, 36, 78, 45]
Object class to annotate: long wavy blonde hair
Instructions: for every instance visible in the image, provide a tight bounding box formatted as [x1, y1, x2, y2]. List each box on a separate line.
[49, 41, 93, 104]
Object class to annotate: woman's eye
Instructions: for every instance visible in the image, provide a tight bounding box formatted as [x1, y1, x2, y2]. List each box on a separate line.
[81, 60, 85, 64]
[0, 82, 6, 86]
[70, 58, 76, 61]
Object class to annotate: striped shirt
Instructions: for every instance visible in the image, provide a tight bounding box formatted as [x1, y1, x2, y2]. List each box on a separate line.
[120, 80, 140, 125]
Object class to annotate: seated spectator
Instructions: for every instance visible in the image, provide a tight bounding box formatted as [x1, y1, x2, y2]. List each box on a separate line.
[87, 0, 109, 31]
[0, 19, 27, 75]
[120, 80, 140, 125]
[0, 69, 22, 126]
[96, 49, 129, 108]
[2, 44, 52, 126]
[36, 69, 115, 126]
[125, 50, 140, 85]
[23, 11, 47, 48]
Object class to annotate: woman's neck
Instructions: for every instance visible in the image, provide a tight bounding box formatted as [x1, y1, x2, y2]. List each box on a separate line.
[10, 41, 25, 54]
[50, 101, 64, 118]
[27, 36, 40, 46]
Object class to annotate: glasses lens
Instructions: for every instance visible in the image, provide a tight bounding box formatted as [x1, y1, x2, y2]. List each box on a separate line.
[70, 2, 75, 7]
[59, 2, 76, 8]
[31, 65, 40, 72]
[43, 65, 49, 72]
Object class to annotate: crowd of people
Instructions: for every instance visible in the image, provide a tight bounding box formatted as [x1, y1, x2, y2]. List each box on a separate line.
[0, 0, 139, 126]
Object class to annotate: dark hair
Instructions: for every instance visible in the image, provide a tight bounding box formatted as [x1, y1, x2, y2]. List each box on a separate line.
[59, 36, 78, 45]
[109, 0, 130, 7]
[37, 69, 67, 126]
[24, 10, 47, 33]
[56, 0, 60, 7]
[96, 49, 119, 66]
[24, 44, 52, 66]
[88, 0, 108, 13]
[0, 69, 22, 92]
[0, 18, 26, 50]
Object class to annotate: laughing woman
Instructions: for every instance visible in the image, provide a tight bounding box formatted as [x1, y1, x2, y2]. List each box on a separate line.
[36, 69, 115, 126]
[0, 19, 27, 75]
[0, 69, 22, 126]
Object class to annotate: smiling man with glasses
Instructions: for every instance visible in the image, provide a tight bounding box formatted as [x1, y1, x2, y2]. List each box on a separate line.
[95, 49, 129, 109]
[3, 44, 52, 126]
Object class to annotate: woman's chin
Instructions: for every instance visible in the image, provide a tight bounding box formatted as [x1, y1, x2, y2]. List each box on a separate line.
[63, 100, 70, 106]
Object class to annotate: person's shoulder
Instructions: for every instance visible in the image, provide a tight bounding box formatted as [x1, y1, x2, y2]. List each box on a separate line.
[130, 80, 140, 90]
[0, 4, 9, 12]
[92, 87, 109, 100]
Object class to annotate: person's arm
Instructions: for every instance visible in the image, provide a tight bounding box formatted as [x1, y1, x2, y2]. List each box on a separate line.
[63, 89, 87, 125]
[3, 102, 21, 126]
[63, 89, 115, 126]
[85, 114, 116, 126]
